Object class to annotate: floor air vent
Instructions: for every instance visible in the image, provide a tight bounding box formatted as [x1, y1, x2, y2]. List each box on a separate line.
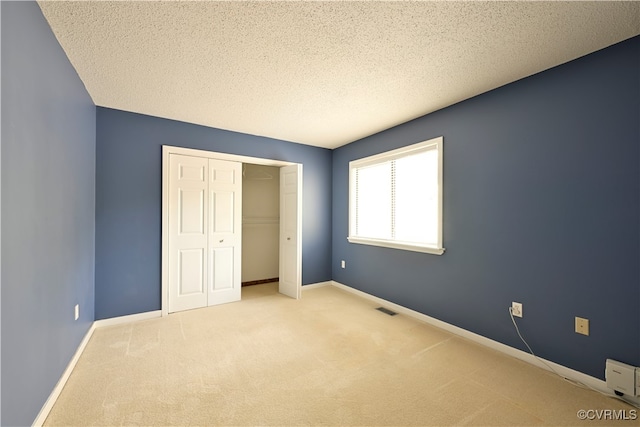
[376, 307, 397, 316]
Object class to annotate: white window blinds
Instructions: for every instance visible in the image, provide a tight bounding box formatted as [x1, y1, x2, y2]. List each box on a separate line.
[349, 136, 444, 255]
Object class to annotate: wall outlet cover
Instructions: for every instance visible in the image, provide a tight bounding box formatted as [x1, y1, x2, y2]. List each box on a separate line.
[575, 316, 589, 336]
[511, 302, 523, 318]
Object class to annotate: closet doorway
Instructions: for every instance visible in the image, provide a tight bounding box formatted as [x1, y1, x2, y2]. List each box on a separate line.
[241, 164, 280, 287]
[161, 145, 302, 316]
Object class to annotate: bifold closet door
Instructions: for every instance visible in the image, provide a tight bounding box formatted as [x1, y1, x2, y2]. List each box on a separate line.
[168, 154, 242, 313]
[207, 159, 242, 306]
[279, 164, 301, 299]
[168, 154, 209, 313]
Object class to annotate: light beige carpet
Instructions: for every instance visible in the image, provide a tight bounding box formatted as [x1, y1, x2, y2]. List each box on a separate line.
[45, 283, 635, 426]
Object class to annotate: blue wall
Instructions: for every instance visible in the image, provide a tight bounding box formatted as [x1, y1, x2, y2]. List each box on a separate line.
[332, 36, 640, 379]
[1, 2, 96, 426]
[95, 108, 332, 319]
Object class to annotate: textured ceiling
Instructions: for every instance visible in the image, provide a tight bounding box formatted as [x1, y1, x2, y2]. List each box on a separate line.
[38, 1, 640, 149]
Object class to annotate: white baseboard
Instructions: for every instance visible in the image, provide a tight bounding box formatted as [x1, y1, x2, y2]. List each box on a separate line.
[93, 310, 162, 328]
[32, 322, 97, 427]
[302, 281, 332, 291]
[32, 310, 162, 426]
[330, 280, 614, 396]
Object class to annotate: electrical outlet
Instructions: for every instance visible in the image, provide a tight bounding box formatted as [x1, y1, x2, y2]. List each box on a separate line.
[511, 302, 523, 318]
[74, 304, 79, 321]
[341, 260, 346, 269]
[575, 317, 589, 336]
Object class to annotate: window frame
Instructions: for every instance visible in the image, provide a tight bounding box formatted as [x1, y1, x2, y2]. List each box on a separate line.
[348, 136, 445, 255]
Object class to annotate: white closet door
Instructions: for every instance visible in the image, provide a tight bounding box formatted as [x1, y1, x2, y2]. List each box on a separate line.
[207, 159, 242, 306]
[279, 164, 302, 299]
[168, 154, 209, 313]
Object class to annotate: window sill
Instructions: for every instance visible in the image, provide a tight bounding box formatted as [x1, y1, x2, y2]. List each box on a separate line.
[347, 236, 445, 255]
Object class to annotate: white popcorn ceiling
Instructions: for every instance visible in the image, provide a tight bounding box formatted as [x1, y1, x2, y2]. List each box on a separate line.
[38, 1, 640, 149]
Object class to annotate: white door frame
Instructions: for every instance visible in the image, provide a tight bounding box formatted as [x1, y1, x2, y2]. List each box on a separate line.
[161, 145, 302, 316]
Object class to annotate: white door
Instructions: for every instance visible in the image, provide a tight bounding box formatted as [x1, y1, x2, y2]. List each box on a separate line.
[168, 154, 242, 313]
[168, 154, 209, 313]
[208, 159, 242, 306]
[279, 164, 302, 299]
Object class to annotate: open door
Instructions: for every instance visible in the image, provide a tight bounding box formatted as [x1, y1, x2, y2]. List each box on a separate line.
[279, 164, 302, 299]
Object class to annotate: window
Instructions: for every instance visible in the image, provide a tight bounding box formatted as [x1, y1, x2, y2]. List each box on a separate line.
[348, 136, 444, 255]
